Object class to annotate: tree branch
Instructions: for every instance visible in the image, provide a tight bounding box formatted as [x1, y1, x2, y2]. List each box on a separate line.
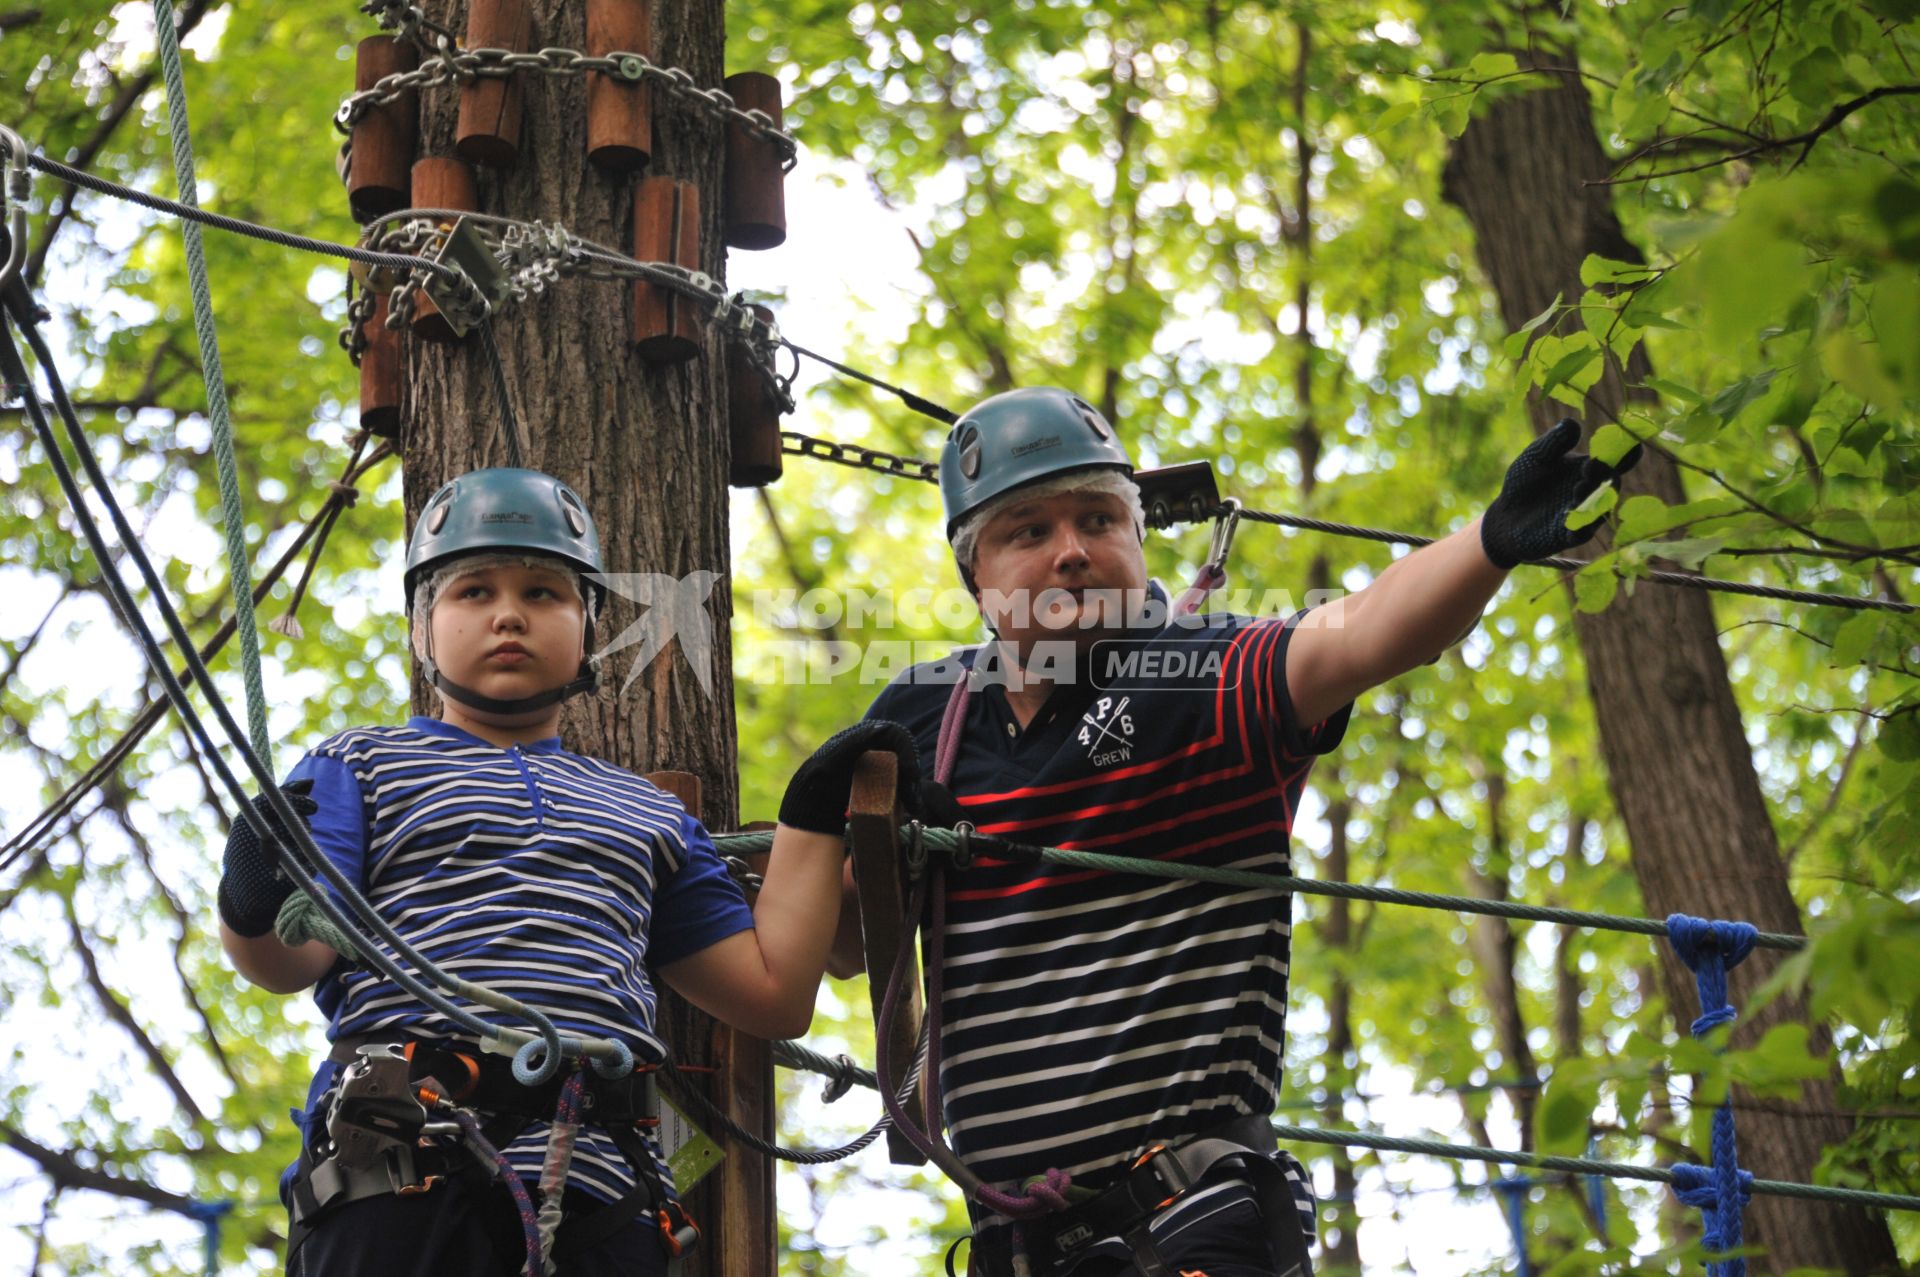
[0, 1122, 196, 1215]
[1596, 85, 1920, 184]
[60, 897, 209, 1126]
[25, 0, 215, 284]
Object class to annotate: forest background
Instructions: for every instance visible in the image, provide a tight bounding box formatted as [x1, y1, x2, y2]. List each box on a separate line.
[0, 0, 1917, 1273]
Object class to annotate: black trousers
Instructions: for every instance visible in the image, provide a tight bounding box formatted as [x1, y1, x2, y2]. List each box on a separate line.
[286, 1176, 668, 1277]
[972, 1192, 1282, 1277]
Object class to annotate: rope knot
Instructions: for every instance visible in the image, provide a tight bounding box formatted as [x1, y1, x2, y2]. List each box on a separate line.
[1665, 914, 1759, 974]
[1690, 1004, 1739, 1037]
[1670, 1162, 1754, 1248]
[326, 479, 360, 507]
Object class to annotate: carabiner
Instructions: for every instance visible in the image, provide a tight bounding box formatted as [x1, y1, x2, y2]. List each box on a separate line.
[0, 123, 33, 294]
[1203, 498, 1242, 577]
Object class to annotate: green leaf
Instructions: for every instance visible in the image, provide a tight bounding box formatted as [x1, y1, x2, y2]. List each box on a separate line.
[1638, 536, 1723, 570]
[1881, 713, 1920, 763]
[1642, 377, 1703, 405]
[1566, 484, 1618, 531]
[1823, 333, 1905, 408]
[1575, 558, 1620, 612]
[1503, 291, 1563, 358]
[1706, 370, 1779, 423]
[1468, 51, 1521, 80]
[1371, 100, 1420, 133]
[1536, 1076, 1597, 1155]
[1829, 612, 1880, 667]
[1587, 422, 1637, 466]
[1580, 255, 1650, 287]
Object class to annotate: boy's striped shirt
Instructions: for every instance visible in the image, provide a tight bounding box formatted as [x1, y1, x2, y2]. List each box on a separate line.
[287, 715, 755, 1200]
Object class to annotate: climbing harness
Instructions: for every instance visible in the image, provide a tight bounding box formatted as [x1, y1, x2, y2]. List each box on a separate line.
[288, 1038, 696, 1277]
[860, 675, 1320, 1276]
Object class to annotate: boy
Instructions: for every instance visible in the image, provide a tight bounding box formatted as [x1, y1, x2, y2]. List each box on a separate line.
[219, 467, 914, 1276]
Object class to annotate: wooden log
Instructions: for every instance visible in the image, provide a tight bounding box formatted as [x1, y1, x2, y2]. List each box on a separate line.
[358, 290, 403, 439]
[408, 157, 479, 344]
[631, 177, 702, 363]
[348, 37, 420, 223]
[455, 0, 531, 168]
[726, 303, 782, 487]
[848, 751, 929, 1166]
[721, 72, 786, 251]
[586, 0, 651, 173]
[644, 773, 775, 1277]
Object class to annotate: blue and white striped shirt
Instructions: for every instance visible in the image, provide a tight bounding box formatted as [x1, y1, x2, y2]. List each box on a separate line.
[285, 715, 755, 1200]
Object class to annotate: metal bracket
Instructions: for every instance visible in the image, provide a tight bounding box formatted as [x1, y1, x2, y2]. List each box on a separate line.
[326, 1043, 429, 1173]
[0, 123, 33, 294]
[1135, 460, 1222, 529]
[422, 216, 510, 338]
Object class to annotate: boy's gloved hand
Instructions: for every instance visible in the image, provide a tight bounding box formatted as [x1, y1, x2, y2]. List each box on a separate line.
[217, 780, 318, 938]
[1480, 418, 1643, 569]
[779, 721, 922, 836]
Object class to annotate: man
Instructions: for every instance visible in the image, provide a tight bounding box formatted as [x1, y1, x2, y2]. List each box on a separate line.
[841, 388, 1636, 1276]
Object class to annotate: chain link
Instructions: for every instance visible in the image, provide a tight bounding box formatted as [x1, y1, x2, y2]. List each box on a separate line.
[779, 431, 939, 484]
[336, 209, 791, 403]
[335, 45, 798, 168]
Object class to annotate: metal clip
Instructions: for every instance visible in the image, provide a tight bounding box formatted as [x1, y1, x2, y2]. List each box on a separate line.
[949, 821, 975, 873]
[1203, 498, 1242, 576]
[326, 1044, 429, 1174]
[0, 124, 33, 294]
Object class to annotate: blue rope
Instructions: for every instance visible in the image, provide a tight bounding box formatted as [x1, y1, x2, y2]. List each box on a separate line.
[1665, 913, 1760, 1276]
[179, 1199, 231, 1276]
[1491, 1177, 1532, 1277]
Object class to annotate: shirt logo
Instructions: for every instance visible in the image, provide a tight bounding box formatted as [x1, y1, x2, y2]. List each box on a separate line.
[1077, 695, 1135, 769]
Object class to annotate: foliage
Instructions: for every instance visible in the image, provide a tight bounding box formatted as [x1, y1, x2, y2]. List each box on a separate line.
[0, 0, 1915, 1272]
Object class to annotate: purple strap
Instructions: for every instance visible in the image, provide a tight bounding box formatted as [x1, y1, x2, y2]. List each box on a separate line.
[894, 659, 1073, 1224]
[934, 664, 972, 785]
[1171, 562, 1227, 619]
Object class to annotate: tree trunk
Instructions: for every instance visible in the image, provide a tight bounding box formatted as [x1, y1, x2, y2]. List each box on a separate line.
[405, 3, 769, 1274]
[1441, 61, 1898, 1273]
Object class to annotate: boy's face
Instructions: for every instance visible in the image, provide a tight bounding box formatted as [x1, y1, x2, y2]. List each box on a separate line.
[424, 560, 588, 706]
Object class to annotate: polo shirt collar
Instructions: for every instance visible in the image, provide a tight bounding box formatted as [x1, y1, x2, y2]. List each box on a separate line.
[407, 715, 564, 755]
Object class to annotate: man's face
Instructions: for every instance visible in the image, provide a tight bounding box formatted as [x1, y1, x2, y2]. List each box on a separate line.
[424, 560, 587, 703]
[969, 487, 1148, 660]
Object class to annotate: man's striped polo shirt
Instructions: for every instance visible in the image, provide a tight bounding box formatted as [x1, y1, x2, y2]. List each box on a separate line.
[863, 609, 1350, 1268]
[283, 715, 755, 1201]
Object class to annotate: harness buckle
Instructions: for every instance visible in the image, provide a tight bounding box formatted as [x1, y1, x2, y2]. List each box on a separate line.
[657, 1201, 700, 1257]
[1129, 1144, 1194, 1212]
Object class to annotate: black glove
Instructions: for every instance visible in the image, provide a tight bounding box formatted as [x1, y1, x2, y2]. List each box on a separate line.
[216, 779, 318, 938]
[1479, 418, 1643, 569]
[779, 721, 923, 836]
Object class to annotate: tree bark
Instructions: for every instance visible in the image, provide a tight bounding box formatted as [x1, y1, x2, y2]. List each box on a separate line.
[406, 3, 767, 1274]
[1441, 60, 1898, 1273]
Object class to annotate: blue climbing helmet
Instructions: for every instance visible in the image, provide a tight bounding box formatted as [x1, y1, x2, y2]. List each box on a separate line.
[403, 468, 606, 715]
[938, 387, 1135, 539]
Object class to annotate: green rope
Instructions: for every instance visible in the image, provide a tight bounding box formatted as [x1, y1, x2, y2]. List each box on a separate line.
[149, 0, 270, 764]
[758, 1044, 1920, 1213]
[1269, 1123, 1920, 1213]
[275, 889, 361, 960]
[706, 828, 1807, 953]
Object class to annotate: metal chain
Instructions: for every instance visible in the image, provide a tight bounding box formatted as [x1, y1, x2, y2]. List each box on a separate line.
[334, 45, 798, 168]
[336, 209, 793, 409]
[779, 431, 940, 483]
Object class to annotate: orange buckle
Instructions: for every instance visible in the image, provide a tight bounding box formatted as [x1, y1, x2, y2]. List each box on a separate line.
[657, 1203, 700, 1258]
[402, 1040, 481, 1103]
[397, 1174, 443, 1197]
[1128, 1144, 1191, 1213]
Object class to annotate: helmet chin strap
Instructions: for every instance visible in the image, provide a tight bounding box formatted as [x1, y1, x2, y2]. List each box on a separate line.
[419, 624, 602, 718]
